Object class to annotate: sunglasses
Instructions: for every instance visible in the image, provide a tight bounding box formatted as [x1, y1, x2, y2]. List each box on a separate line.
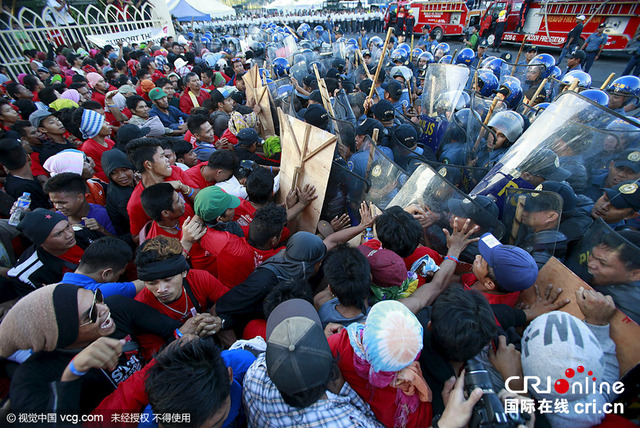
[79, 288, 104, 327]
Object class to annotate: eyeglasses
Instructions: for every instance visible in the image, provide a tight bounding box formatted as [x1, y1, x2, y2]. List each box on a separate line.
[231, 58, 242, 63]
[79, 288, 104, 327]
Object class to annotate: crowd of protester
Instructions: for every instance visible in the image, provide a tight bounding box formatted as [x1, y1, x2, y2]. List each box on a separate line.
[0, 10, 638, 428]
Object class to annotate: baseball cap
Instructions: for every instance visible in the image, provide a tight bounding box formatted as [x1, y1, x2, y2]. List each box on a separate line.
[359, 79, 373, 95]
[479, 39, 489, 48]
[362, 50, 372, 57]
[118, 85, 136, 95]
[356, 118, 384, 137]
[522, 190, 562, 213]
[567, 50, 586, 62]
[66, 53, 81, 64]
[326, 68, 340, 80]
[598, 23, 606, 28]
[478, 233, 538, 292]
[29, 109, 53, 128]
[602, 180, 640, 211]
[266, 299, 334, 396]
[371, 100, 395, 122]
[538, 181, 578, 212]
[236, 128, 262, 146]
[116, 124, 151, 146]
[358, 246, 407, 288]
[194, 186, 241, 222]
[303, 75, 315, 87]
[392, 124, 417, 148]
[577, 15, 586, 20]
[309, 89, 323, 104]
[526, 149, 571, 182]
[385, 80, 403, 99]
[525, 45, 538, 53]
[148, 87, 168, 101]
[612, 149, 640, 173]
[304, 104, 329, 129]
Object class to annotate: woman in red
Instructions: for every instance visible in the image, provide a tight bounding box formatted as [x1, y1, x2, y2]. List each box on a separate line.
[134, 236, 229, 356]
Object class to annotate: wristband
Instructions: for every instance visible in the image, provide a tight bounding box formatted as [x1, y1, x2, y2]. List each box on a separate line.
[444, 255, 459, 264]
[174, 328, 183, 339]
[270, 166, 273, 173]
[186, 187, 195, 198]
[107, 105, 117, 108]
[68, 358, 88, 377]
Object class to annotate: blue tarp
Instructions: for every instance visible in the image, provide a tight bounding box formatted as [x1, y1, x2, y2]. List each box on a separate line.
[170, 0, 211, 22]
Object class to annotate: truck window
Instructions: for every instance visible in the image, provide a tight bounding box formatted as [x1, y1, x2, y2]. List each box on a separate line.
[490, 2, 507, 16]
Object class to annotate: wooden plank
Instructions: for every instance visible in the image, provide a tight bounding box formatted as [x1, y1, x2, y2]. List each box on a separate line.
[518, 257, 640, 376]
[253, 85, 275, 138]
[277, 108, 336, 233]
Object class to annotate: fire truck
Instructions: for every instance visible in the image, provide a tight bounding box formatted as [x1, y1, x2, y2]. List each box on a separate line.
[384, 1, 486, 41]
[479, 0, 640, 51]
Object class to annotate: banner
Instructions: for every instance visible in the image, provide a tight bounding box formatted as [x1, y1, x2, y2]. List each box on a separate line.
[87, 26, 168, 48]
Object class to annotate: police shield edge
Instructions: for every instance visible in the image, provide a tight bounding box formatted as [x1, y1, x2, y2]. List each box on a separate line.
[386, 163, 506, 257]
[503, 187, 564, 269]
[470, 91, 640, 205]
[360, 138, 408, 212]
[419, 63, 470, 154]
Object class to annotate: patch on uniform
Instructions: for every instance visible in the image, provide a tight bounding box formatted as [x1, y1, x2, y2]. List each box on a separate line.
[628, 151, 640, 162]
[462, 198, 472, 205]
[372, 164, 382, 177]
[347, 160, 354, 171]
[619, 183, 638, 194]
[438, 167, 447, 177]
[535, 184, 543, 191]
[554, 156, 560, 168]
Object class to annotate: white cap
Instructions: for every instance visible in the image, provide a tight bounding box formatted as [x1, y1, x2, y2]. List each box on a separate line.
[577, 15, 586, 20]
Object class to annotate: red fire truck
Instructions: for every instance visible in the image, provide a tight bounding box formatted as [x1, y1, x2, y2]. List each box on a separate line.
[479, 0, 640, 51]
[384, 1, 486, 41]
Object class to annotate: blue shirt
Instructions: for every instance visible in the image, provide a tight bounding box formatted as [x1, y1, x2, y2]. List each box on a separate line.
[348, 145, 394, 178]
[61, 272, 136, 298]
[58, 204, 116, 235]
[149, 105, 189, 130]
[584, 32, 608, 52]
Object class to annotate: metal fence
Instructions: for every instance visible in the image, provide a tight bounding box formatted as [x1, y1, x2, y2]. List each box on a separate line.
[0, 3, 168, 79]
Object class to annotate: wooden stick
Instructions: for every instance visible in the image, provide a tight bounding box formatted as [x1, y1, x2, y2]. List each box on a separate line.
[522, 77, 549, 112]
[357, 49, 373, 80]
[312, 64, 335, 117]
[372, 128, 379, 144]
[429, 75, 436, 116]
[509, 195, 526, 245]
[304, 136, 338, 162]
[281, 22, 299, 41]
[364, 27, 394, 115]
[600, 73, 615, 90]
[409, 34, 415, 62]
[473, 94, 502, 152]
[568, 77, 580, 92]
[451, 49, 458, 63]
[511, 35, 528, 76]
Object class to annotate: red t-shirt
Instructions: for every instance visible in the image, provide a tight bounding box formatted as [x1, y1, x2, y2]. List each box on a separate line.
[145, 221, 216, 274]
[59, 245, 85, 271]
[184, 164, 213, 190]
[80, 137, 115, 182]
[328, 329, 433, 428]
[179, 90, 211, 114]
[127, 166, 198, 235]
[134, 269, 229, 357]
[461, 272, 521, 306]
[184, 130, 197, 148]
[30, 152, 48, 178]
[199, 228, 282, 288]
[233, 200, 291, 242]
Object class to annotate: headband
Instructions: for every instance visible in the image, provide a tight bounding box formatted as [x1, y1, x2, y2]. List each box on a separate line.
[137, 254, 190, 281]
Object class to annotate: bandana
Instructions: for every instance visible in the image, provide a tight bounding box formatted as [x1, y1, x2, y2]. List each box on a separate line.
[137, 254, 190, 281]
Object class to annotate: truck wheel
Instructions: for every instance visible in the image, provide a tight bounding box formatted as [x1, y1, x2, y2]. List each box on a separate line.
[433, 27, 443, 41]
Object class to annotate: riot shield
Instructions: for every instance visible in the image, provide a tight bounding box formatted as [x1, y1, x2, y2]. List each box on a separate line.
[565, 218, 640, 289]
[322, 159, 370, 225]
[266, 35, 299, 63]
[290, 60, 309, 87]
[332, 38, 348, 60]
[427, 161, 490, 194]
[419, 64, 471, 155]
[267, 78, 294, 114]
[386, 163, 506, 257]
[470, 91, 640, 205]
[502, 187, 564, 268]
[464, 91, 505, 168]
[360, 139, 409, 211]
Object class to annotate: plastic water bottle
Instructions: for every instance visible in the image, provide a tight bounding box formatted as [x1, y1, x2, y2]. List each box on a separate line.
[178, 117, 184, 126]
[8, 192, 31, 226]
[363, 227, 374, 242]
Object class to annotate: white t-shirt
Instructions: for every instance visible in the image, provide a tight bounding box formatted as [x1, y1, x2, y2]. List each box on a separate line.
[46, 0, 75, 25]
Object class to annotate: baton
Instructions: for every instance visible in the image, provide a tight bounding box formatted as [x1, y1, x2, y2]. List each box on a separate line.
[600, 73, 615, 90]
[364, 27, 394, 115]
[511, 35, 528, 76]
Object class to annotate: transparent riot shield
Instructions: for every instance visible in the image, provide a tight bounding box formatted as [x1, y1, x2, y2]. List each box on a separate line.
[419, 64, 471, 155]
[426, 161, 490, 194]
[267, 78, 294, 114]
[386, 163, 506, 258]
[289, 60, 309, 86]
[565, 218, 640, 290]
[332, 38, 348, 60]
[470, 91, 640, 208]
[360, 139, 409, 211]
[266, 34, 299, 63]
[322, 159, 370, 225]
[465, 91, 507, 168]
[330, 115, 356, 161]
[502, 188, 564, 268]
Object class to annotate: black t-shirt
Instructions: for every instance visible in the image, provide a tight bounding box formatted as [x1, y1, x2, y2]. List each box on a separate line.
[567, 23, 584, 44]
[4, 174, 52, 210]
[235, 146, 280, 167]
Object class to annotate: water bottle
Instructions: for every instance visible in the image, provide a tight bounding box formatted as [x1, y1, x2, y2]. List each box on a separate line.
[363, 227, 374, 242]
[8, 192, 31, 227]
[178, 117, 184, 126]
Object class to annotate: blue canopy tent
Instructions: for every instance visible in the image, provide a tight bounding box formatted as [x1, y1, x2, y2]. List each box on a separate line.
[169, 0, 211, 22]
